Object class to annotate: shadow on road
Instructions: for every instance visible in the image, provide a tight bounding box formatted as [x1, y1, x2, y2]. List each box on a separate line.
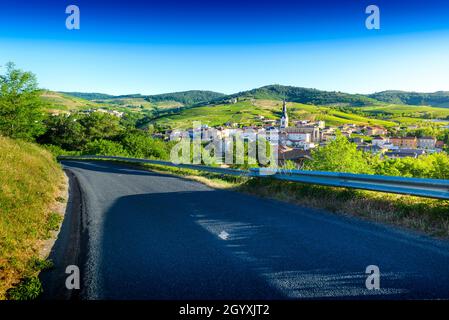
[97, 190, 440, 300]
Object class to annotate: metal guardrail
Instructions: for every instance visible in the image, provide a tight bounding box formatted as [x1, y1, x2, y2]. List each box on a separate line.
[58, 155, 449, 200]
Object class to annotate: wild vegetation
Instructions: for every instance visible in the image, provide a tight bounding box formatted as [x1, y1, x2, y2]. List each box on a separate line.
[0, 136, 64, 300]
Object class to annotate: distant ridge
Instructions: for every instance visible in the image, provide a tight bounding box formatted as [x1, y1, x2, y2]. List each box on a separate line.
[61, 92, 115, 100]
[62, 85, 449, 108]
[368, 90, 449, 108]
[63, 90, 226, 106]
[215, 85, 379, 107]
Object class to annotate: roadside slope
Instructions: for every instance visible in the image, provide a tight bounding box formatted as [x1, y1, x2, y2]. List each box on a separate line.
[0, 136, 65, 299]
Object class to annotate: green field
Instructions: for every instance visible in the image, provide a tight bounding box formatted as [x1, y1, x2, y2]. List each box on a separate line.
[93, 97, 183, 112]
[355, 104, 449, 118]
[40, 91, 106, 113]
[41, 92, 185, 117]
[149, 99, 400, 129]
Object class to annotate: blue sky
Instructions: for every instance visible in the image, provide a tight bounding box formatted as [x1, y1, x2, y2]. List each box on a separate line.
[1, 0, 449, 95]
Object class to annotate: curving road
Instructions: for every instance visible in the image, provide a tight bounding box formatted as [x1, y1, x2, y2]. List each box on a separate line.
[43, 160, 449, 300]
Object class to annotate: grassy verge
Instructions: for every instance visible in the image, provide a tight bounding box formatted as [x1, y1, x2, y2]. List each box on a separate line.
[89, 159, 449, 239]
[0, 136, 65, 300]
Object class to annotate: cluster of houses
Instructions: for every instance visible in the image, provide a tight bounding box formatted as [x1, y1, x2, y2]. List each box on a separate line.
[161, 101, 447, 167]
[357, 136, 444, 158]
[50, 107, 126, 118]
[79, 108, 125, 118]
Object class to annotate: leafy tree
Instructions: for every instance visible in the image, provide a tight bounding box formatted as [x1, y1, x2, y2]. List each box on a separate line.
[77, 112, 123, 142]
[39, 115, 86, 150]
[0, 62, 45, 140]
[305, 132, 373, 174]
[121, 132, 169, 159]
[40, 112, 124, 151]
[375, 153, 449, 179]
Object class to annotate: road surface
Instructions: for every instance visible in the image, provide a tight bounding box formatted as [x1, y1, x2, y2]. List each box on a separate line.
[42, 161, 449, 299]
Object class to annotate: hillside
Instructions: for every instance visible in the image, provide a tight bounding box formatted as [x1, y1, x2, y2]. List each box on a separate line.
[0, 137, 65, 299]
[353, 104, 449, 122]
[60, 92, 115, 100]
[369, 90, 449, 108]
[149, 99, 398, 130]
[64, 90, 225, 107]
[216, 85, 380, 107]
[58, 86, 449, 111]
[49, 87, 449, 128]
[40, 91, 105, 113]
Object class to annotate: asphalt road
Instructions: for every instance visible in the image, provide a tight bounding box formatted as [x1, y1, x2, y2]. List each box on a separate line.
[45, 160, 449, 300]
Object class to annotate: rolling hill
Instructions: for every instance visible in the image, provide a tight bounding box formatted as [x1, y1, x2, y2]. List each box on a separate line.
[40, 91, 106, 113]
[64, 90, 226, 107]
[45, 86, 449, 130]
[216, 85, 380, 107]
[149, 99, 398, 130]
[59, 92, 115, 100]
[368, 90, 449, 108]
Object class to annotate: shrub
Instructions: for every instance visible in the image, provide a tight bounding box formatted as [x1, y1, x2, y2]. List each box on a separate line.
[83, 139, 130, 157]
[6, 277, 43, 300]
[121, 132, 169, 159]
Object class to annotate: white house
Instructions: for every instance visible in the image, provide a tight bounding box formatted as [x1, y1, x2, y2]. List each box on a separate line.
[372, 136, 390, 147]
[418, 137, 437, 149]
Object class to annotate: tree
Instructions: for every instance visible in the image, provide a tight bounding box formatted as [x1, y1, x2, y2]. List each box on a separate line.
[39, 112, 124, 151]
[121, 132, 169, 159]
[305, 132, 373, 174]
[77, 112, 123, 142]
[83, 139, 129, 157]
[39, 115, 86, 150]
[0, 62, 45, 139]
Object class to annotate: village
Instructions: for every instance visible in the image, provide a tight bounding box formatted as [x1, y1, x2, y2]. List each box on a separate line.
[161, 101, 446, 167]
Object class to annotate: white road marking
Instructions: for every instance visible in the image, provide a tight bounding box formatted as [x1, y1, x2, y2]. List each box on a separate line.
[219, 231, 230, 240]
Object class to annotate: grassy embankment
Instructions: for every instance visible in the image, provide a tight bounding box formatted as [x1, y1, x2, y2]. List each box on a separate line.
[0, 136, 66, 300]
[93, 159, 449, 239]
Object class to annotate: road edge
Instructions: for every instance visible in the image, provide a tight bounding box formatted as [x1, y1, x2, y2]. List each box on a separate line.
[39, 169, 85, 300]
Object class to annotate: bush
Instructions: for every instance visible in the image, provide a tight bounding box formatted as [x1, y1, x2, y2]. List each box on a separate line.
[83, 139, 130, 157]
[305, 132, 373, 174]
[6, 277, 43, 300]
[121, 132, 169, 160]
[375, 153, 449, 179]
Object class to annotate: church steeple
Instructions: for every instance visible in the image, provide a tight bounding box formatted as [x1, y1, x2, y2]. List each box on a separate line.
[280, 100, 288, 129]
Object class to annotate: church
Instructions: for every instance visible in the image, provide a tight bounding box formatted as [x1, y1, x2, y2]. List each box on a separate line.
[278, 101, 323, 148]
[280, 100, 289, 129]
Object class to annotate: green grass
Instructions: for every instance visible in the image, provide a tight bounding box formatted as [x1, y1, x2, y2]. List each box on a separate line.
[0, 136, 65, 299]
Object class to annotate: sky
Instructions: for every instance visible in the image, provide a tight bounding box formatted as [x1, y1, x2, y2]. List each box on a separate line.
[1, 0, 449, 95]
